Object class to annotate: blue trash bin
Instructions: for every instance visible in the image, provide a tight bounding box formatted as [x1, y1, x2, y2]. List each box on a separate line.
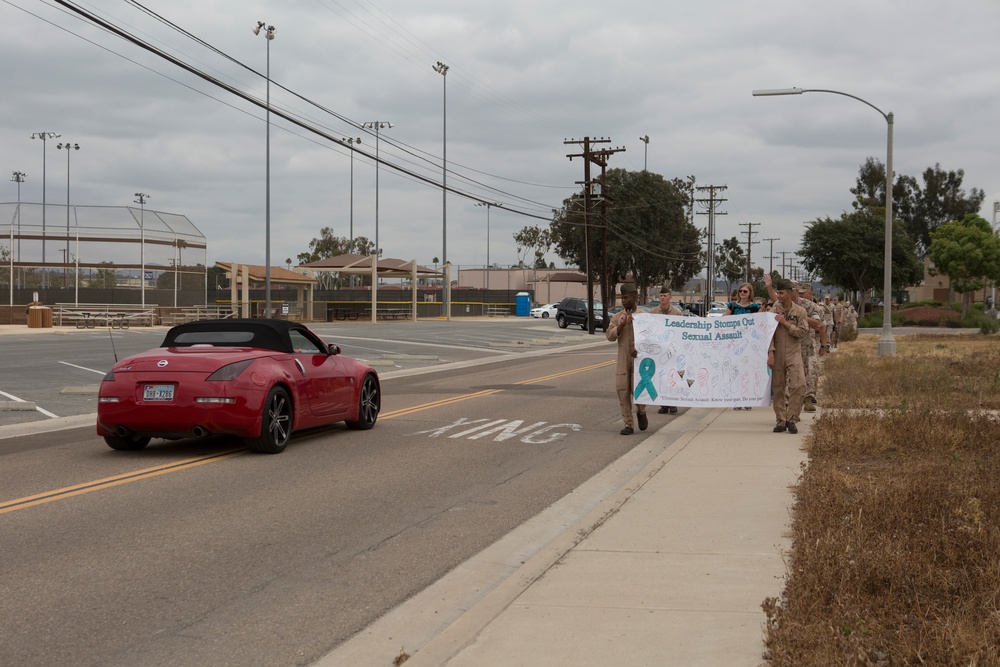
[515, 292, 531, 317]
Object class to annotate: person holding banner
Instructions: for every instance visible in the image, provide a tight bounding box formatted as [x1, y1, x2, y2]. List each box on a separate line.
[649, 286, 682, 415]
[606, 283, 648, 435]
[767, 277, 809, 434]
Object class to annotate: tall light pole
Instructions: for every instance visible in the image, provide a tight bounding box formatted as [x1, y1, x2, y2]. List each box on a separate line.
[433, 61, 449, 317]
[57, 142, 80, 300]
[10, 171, 26, 305]
[253, 20, 275, 316]
[134, 193, 150, 308]
[31, 131, 60, 289]
[476, 202, 501, 290]
[993, 201, 999, 308]
[341, 137, 362, 252]
[753, 87, 896, 356]
[362, 121, 393, 257]
[639, 135, 649, 171]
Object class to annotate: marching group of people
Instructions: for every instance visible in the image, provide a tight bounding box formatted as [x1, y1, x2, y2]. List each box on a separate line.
[606, 278, 858, 436]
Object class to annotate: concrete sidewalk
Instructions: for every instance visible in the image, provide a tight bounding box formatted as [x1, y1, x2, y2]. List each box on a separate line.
[322, 406, 809, 666]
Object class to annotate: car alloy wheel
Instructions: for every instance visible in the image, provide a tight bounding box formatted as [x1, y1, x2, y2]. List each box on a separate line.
[541, 312, 549, 318]
[347, 374, 380, 430]
[556, 314, 568, 329]
[247, 386, 292, 453]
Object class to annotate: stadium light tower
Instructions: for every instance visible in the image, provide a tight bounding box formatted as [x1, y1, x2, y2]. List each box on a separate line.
[31, 131, 61, 289]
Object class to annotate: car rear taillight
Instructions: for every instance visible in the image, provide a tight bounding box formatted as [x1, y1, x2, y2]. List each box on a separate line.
[206, 359, 255, 382]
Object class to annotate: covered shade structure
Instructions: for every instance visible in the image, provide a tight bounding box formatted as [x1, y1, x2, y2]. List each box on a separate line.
[299, 253, 444, 322]
[528, 270, 589, 304]
[216, 262, 318, 320]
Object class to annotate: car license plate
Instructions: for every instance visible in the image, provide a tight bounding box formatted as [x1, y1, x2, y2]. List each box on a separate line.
[143, 384, 175, 401]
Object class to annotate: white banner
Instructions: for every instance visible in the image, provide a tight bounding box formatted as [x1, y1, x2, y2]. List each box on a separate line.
[631, 312, 779, 408]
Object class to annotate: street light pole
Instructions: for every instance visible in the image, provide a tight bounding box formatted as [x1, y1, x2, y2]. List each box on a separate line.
[31, 132, 60, 289]
[57, 142, 80, 301]
[475, 202, 501, 290]
[253, 21, 275, 316]
[362, 121, 393, 258]
[134, 193, 150, 308]
[639, 135, 649, 171]
[10, 171, 26, 305]
[433, 61, 449, 318]
[752, 86, 896, 355]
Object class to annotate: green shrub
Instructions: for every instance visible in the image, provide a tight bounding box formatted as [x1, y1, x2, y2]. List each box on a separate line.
[899, 300, 944, 310]
[858, 311, 905, 328]
[961, 309, 1000, 334]
[837, 324, 858, 342]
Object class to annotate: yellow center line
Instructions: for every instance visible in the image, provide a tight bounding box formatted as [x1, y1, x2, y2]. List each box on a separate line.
[2, 356, 613, 514]
[381, 359, 615, 419]
[0, 449, 245, 515]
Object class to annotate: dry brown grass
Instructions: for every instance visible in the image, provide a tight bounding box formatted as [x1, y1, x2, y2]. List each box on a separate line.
[763, 333, 1000, 666]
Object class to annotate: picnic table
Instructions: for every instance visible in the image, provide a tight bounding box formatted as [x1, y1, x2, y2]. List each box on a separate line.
[363, 307, 411, 320]
[75, 311, 130, 329]
[328, 307, 360, 321]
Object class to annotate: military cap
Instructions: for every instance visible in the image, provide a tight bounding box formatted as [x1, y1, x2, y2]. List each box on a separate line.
[620, 283, 638, 295]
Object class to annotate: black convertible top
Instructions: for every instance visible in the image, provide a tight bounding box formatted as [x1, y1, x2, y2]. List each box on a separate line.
[160, 318, 318, 353]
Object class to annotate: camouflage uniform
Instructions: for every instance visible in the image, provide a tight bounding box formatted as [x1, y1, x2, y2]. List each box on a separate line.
[821, 297, 834, 349]
[832, 297, 844, 349]
[796, 292, 822, 405]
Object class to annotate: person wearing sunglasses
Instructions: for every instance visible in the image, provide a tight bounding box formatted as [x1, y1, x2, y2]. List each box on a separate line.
[725, 282, 761, 316]
[725, 282, 762, 410]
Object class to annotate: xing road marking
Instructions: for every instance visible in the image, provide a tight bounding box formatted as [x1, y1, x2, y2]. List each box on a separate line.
[2, 359, 614, 514]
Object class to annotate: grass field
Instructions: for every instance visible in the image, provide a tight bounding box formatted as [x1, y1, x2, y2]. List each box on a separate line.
[762, 333, 1000, 666]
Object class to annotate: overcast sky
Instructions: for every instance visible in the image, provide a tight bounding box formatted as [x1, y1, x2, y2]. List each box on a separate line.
[3, 0, 998, 277]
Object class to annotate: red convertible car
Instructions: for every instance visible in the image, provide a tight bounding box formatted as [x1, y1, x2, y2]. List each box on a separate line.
[97, 319, 380, 454]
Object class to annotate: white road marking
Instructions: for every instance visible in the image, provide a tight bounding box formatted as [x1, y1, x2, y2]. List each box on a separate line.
[58, 361, 107, 375]
[0, 390, 59, 418]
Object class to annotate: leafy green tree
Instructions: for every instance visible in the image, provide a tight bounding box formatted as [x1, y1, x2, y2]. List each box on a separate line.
[928, 213, 1000, 317]
[513, 225, 552, 272]
[208, 265, 228, 290]
[714, 236, 746, 296]
[297, 228, 377, 264]
[851, 158, 985, 256]
[549, 169, 701, 301]
[798, 207, 922, 317]
[0, 244, 9, 287]
[89, 262, 119, 289]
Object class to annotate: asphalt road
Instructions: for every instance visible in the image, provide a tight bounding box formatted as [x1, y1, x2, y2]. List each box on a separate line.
[0, 319, 665, 667]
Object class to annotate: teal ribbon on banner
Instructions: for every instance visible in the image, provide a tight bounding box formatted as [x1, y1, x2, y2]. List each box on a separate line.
[633, 357, 657, 402]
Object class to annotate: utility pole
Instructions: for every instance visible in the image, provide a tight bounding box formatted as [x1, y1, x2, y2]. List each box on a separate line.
[565, 137, 624, 334]
[779, 251, 791, 279]
[695, 185, 727, 312]
[739, 222, 759, 282]
[762, 237, 779, 277]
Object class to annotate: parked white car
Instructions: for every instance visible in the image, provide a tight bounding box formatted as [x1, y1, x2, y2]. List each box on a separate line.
[530, 303, 558, 319]
[707, 304, 726, 317]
